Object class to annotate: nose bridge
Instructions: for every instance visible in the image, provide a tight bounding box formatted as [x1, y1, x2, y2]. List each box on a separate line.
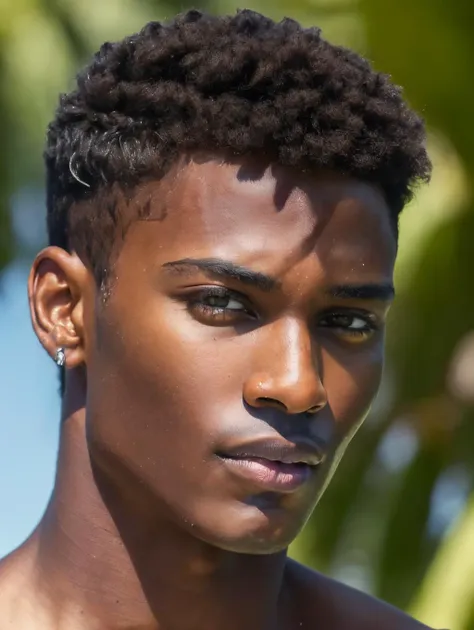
[248, 317, 327, 414]
[274, 317, 316, 384]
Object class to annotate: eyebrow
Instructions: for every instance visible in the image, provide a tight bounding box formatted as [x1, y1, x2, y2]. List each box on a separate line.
[327, 283, 395, 301]
[162, 257, 395, 301]
[162, 258, 279, 291]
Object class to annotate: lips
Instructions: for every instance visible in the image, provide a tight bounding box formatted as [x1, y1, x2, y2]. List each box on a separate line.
[219, 437, 326, 466]
[217, 438, 326, 493]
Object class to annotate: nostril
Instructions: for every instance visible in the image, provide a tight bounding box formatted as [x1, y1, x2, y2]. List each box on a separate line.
[256, 397, 287, 411]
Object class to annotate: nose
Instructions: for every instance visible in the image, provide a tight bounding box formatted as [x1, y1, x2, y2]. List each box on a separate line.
[243, 318, 328, 416]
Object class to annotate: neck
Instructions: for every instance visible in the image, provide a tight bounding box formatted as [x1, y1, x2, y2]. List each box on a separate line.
[22, 381, 288, 630]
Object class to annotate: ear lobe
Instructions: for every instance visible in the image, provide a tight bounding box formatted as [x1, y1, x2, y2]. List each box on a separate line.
[28, 247, 89, 368]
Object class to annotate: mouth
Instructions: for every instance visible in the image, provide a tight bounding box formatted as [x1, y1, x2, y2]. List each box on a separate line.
[216, 438, 326, 494]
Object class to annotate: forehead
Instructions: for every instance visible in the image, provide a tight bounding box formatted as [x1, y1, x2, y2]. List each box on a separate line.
[125, 158, 397, 282]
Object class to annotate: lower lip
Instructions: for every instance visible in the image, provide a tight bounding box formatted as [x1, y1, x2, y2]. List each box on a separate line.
[219, 456, 313, 493]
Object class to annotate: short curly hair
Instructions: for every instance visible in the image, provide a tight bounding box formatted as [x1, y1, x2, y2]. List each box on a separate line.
[45, 9, 431, 286]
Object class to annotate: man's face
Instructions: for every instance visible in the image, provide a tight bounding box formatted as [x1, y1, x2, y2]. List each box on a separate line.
[84, 158, 396, 553]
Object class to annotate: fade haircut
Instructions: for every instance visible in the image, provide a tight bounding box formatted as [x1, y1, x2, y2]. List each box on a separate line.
[45, 9, 431, 288]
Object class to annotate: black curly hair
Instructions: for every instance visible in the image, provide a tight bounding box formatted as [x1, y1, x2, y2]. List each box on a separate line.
[45, 9, 431, 287]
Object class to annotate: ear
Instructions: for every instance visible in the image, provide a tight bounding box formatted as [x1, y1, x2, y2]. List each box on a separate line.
[28, 247, 90, 368]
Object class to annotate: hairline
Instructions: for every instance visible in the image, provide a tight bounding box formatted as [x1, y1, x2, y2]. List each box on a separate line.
[63, 151, 399, 288]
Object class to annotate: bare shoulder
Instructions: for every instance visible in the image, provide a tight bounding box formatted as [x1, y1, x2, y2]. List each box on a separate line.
[285, 559, 437, 630]
[0, 544, 46, 629]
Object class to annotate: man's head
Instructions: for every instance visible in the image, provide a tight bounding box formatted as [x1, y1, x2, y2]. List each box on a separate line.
[30, 10, 430, 554]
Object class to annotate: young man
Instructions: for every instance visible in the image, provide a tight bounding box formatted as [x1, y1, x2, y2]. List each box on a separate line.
[0, 9, 434, 630]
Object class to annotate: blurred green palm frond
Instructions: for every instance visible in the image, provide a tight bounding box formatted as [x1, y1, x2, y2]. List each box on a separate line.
[1, 1, 473, 628]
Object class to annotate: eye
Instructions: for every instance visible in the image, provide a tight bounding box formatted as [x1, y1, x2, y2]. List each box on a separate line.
[186, 286, 256, 325]
[318, 310, 379, 342]
[202, 290, 247, 311]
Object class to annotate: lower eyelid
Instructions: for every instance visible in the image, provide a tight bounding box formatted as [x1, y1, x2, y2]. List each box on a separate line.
[318, 321, 377, 334]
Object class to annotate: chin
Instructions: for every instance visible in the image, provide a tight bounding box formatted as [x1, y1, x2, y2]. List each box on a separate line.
[187, 497, 308, 555]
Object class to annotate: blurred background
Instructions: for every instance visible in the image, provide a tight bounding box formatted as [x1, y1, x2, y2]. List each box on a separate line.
[0, 0, 473, 628]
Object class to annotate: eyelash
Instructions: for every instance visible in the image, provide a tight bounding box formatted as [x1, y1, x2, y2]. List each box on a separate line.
[184, 286, 379, 338]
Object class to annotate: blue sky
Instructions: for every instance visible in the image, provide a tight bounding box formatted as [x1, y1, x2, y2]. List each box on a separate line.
[0, 261, 60, 558]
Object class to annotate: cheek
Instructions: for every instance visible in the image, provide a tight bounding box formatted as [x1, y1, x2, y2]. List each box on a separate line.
[322, 344, 384, 438]
[87, 296, 239, 453]
[84, 307, 224, 508]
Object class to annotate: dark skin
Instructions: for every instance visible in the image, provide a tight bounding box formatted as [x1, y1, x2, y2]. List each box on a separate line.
[0, 157, 433, 629]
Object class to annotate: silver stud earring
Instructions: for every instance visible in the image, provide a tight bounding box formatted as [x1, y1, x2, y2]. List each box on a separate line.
[54, 347, 66, 367]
